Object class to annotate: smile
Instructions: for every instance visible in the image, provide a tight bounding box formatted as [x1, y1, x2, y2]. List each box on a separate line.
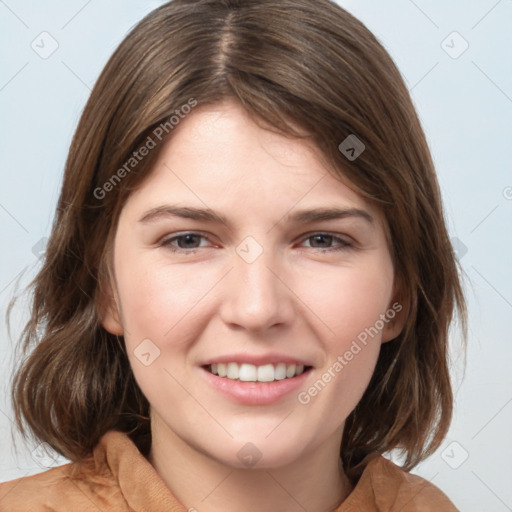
[206, 362, 310, 382]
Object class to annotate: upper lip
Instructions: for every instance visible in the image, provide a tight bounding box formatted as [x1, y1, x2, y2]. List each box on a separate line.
[201, 352, 313, 367]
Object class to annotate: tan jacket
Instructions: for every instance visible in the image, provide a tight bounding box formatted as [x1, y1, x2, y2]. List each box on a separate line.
[0, 431, 458, 511]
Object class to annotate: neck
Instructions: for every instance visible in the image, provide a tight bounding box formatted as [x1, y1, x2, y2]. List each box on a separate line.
[148, 414, 352, 512]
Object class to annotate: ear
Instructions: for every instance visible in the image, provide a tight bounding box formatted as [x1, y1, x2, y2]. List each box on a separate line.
[381, 282, 409, 343]
[97, 274, 124, 336]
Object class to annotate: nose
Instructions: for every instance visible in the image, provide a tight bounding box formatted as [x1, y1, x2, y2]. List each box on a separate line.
[219, 243, 295, 333]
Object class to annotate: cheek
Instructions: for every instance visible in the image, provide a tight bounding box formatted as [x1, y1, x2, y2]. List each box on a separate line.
[115, 252, 209, 343]
[298, 259, 394, 346]
[116, 248, 394, 356]
[294, 260, 393, 402]
[114, 255, 210, 398]
[293, 269, 391, 427]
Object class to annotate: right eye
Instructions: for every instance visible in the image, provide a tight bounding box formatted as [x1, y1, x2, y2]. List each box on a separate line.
[160, 232, 213, 253]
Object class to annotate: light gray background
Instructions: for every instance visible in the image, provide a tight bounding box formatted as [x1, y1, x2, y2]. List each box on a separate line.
[1, 1, 511, 510]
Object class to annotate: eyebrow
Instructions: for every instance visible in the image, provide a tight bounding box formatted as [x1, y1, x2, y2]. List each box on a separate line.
[138, 205, 373, 226]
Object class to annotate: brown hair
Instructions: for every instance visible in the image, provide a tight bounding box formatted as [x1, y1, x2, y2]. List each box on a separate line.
[10, 0, 466, 482]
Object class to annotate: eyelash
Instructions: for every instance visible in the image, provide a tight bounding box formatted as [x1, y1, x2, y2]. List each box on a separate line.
[159, 232, 354, 254]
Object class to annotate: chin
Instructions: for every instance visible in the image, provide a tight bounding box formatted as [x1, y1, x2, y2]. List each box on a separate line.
[204, 433, 310, 471]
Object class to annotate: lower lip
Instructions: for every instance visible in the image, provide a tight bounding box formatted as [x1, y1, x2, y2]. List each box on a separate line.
[199, 366, 312, 405]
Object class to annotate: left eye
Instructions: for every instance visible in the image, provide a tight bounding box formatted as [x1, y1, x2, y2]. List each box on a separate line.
[160, 232, 352, 253]
[301, 233, 352, 251]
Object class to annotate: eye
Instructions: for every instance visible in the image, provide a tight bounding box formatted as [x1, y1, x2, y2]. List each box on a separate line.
[300, 233, 353, 252]
[159, 231, 354, 254]
[160, 232, 212, 252]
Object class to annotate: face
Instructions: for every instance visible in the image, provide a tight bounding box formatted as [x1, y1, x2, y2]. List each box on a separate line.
[102, 101, 404, 469]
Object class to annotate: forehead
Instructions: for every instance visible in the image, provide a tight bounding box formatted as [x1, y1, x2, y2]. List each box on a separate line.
[123, 101, 381, 226]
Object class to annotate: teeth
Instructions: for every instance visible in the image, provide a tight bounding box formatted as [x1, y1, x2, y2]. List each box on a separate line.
[227, 362, 238, 379]
[274, 363, 286, 380]
[207, 362, 308, 382]
[257, 364, 274, 382]
[218, 363, 227, 377]
[239, 363, 257, 382]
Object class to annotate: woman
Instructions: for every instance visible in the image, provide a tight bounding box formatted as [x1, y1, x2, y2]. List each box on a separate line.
[0, 0, 465, 510]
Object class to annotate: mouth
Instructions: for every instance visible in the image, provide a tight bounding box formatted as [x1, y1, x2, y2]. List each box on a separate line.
[203, 362, 313, 383]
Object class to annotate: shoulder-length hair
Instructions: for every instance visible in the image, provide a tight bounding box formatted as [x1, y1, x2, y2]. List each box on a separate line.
[10, 0, 466, 482]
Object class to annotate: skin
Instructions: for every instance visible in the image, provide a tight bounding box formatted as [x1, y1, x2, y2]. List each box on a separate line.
[102, 100, 405, 512]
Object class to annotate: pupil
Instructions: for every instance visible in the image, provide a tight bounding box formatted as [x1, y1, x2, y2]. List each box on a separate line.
[313, 235, 331, 247]
[180, 235, 199, 248]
